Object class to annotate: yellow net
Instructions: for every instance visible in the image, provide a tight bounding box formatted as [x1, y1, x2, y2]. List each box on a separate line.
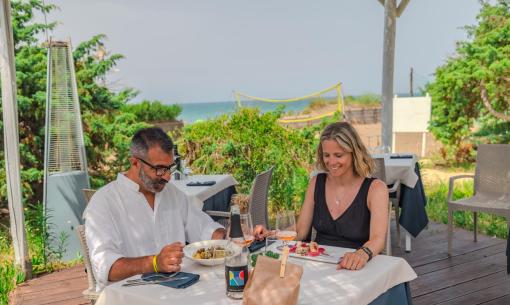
[234, 82, 344, 123]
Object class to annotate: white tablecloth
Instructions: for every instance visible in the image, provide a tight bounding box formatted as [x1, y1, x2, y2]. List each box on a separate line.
[171, 174, 238, 209]
[95, 244, 417, 305]
[372, 154, 418, 188]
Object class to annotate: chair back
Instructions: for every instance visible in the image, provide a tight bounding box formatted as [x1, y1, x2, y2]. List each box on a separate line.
[475, 144, 510, 195]
[372, 158, 387, 183]
[82, 188, 96, 204]
[76, 225, 97, 294]
[249, 166, 274, 227]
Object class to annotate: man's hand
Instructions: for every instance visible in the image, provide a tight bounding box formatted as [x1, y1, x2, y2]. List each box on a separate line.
[156, 242, 184, 273]
[336, 249, 369, 271]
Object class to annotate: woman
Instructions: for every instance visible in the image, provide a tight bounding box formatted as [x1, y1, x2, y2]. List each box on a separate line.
[296, 121, 388, 271]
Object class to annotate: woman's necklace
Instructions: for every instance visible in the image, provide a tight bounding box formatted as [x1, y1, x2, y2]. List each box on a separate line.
[335, 195, 341, 206]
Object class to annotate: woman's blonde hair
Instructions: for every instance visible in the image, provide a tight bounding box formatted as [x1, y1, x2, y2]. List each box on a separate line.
[316, 121, 375, 177]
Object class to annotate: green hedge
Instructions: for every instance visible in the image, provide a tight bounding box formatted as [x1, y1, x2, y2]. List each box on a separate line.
[180, 108, 324, 213]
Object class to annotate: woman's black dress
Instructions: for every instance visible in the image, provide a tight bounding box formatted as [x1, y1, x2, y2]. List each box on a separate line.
[312, 173, 375, 249]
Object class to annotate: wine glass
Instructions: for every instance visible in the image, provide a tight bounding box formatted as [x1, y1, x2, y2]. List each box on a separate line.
[275, 211, 297, 247]
[224, 212, 254, 246]
[240, 213, 254, 247]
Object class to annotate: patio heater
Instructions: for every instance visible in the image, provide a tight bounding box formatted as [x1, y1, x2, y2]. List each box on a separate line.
[43, 39, 90, 261]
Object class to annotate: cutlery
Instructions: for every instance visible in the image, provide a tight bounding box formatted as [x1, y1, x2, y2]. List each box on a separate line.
[122, 276, 191, 287]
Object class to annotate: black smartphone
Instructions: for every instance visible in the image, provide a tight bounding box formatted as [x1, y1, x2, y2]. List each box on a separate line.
[248, 239, 266, 253]
[186, 181, 216, 186]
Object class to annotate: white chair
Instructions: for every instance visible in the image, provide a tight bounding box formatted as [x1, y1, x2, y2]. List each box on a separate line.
[76, 225, 100, 304]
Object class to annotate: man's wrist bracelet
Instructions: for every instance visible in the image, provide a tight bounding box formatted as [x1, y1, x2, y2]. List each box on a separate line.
[358, 246, 373, 261]
[152, 255, 159, 273]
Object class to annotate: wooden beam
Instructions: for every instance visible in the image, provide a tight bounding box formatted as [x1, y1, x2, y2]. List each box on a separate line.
[380, 0, 397, 150]
[0, 0, 32, 278]
[378, 0, 385, 6]
[396, 0, 411, 17]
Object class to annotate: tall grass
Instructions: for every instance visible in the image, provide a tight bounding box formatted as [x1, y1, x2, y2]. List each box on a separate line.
[425, 180, 508, 239]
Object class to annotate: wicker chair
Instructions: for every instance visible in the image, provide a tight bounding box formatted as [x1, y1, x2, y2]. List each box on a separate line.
[447, 144, 510, 256]
[372, 158, 401, 256]
[76, 225, 100, 304]
[82, 188, 96, 204]
[205, 167, 274, 228]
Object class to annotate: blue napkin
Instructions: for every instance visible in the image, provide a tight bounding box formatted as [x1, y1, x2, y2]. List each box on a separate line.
[141, 272, 200, 289]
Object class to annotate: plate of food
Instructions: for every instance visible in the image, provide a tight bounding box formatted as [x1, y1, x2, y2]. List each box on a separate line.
[184, 240, 240, 266]
[274, 241, 341, 264]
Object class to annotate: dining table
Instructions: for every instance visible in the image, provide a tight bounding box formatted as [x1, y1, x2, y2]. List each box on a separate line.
[171, 174, 238, 213]
[95, 243, 417, 305]
[372, 153, 429, 252]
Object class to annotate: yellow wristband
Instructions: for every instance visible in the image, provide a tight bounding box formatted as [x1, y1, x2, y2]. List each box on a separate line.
[152, 255, 159, 273]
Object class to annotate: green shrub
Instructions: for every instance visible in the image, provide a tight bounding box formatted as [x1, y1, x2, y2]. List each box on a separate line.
[122, 100, 182, 122]
[180, 108, 319, 214]
[344, 94, 381, 107]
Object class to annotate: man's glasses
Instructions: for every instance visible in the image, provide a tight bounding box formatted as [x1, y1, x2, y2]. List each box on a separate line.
[136, 157, 178, 177]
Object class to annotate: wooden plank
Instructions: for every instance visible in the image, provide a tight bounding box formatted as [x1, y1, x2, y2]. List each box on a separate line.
[410, 253, 507, 296]
[396, 231, 504, 268]
[480, 294, 510, 305]
[14, 287, 87, 305]
[413, 243, 507, 276]
[19, 278, 87, 300]
[412, 270, 510, 305]
[16, 274, 86, 294]
[437, 281, 510, 305]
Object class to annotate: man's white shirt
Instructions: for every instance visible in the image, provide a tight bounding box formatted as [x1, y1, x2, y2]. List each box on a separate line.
[83, 173, 223, 291]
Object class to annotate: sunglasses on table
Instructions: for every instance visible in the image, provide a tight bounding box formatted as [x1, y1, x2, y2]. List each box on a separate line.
[136, 157, 178, 177]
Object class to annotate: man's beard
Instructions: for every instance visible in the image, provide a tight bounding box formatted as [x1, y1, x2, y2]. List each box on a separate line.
[139, 167, 168, 193]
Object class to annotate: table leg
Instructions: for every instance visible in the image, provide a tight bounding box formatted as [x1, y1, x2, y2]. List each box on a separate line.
[405, 230, 412, 253]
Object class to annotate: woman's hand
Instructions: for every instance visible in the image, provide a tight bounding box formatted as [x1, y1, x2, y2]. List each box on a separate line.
[337, 249, 369, 270]
[253, 225, 268, 241]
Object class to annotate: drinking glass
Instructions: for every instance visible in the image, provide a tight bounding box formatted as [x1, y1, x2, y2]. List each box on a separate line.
[240, 213, 254, 247]
[275, 211, 297, 247]
[224, 212, 254, 246]
[264, 231, 278, 252]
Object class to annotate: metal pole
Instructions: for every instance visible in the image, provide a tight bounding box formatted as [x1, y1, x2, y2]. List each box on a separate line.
[410, 66, 414, 97]
[381, 0, 397, 150]
[0, 0, 32, 278]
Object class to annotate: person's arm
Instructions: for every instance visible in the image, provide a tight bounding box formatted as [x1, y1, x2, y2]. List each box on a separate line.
[338, 179, 389, 270]
[364, 179, 390, 255]
[108, 243, 184, 282]
[181, 191, 224, 242]
[296, 176, 318, 241]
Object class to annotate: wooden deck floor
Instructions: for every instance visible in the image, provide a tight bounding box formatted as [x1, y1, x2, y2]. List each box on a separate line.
[9, 221, 509, 305]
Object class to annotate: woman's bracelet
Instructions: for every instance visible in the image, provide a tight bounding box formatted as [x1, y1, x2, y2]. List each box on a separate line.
[358, 246, 373, 261]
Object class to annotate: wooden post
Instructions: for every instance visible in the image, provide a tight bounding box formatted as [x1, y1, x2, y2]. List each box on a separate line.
[378, 0, 411, 150]
[0, 0, 32, 278]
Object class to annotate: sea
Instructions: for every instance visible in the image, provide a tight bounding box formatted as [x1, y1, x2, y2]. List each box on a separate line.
[176, 100, 314, 124]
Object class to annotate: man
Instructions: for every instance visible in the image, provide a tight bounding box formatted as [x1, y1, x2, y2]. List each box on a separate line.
[84, 127, 226, 291]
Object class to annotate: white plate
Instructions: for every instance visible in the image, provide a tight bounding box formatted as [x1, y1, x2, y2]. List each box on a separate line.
[269, 241, 344, 264]
[184, 240, 241, 266]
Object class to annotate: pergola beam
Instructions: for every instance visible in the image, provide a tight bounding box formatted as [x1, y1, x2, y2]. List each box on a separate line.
[378, 0, 411, 151]
[0, 0, 32, 278]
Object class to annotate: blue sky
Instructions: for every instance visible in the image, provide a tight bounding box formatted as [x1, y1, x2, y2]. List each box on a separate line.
[41, 0, 482, 103]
